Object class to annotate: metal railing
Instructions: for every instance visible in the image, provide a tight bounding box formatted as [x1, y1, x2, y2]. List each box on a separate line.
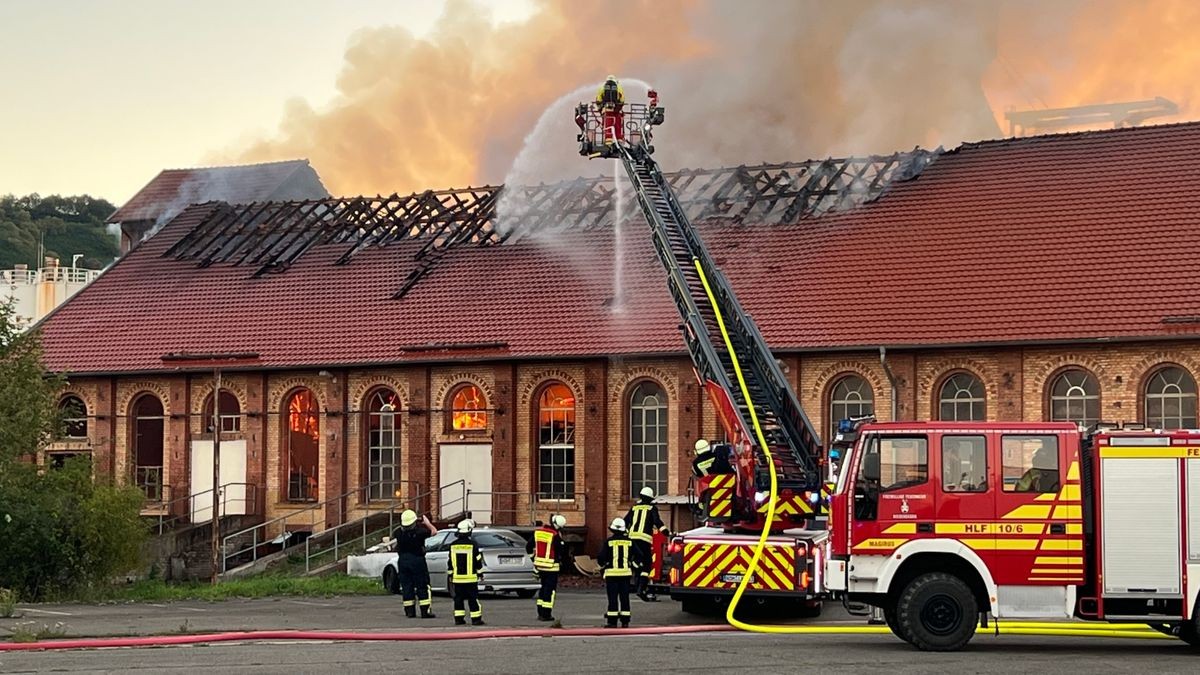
[464, 490, 587, 528]
[220, 478, 425, 574]
[152, 482, 258, 535]
[299, 480, 423, 573]
[437, 480, 467, 520]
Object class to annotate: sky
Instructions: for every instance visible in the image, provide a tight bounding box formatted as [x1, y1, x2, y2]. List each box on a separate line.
[0, 0, 535, 203]
[3, 0, 1198, 206]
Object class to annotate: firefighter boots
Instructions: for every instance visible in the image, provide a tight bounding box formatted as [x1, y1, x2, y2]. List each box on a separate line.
[454, 617, 466, 626]
[404, 605, 416, 619]
[471, 618, 486, 626]
[420, 606, 436, 619]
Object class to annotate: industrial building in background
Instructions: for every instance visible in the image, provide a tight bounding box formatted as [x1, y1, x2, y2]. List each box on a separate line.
[30, 121, 1200, 581]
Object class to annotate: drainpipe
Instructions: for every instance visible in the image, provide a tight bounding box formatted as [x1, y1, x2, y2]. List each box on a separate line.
[879, 347, 900, 421]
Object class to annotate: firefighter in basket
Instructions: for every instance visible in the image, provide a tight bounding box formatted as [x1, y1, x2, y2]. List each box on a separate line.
[595, 74, 625, 154]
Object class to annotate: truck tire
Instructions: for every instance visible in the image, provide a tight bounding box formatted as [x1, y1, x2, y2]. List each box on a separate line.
[895, 572, 977, 652]
[796, 601, 822, 619]
[681, 597, 717, 616]
[884, 606, 911, 643]
[1179, 599, 1200, 650]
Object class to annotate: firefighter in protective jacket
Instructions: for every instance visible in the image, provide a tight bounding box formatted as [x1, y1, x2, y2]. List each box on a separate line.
[526, 514, 569, 621]
[391, 509, 437, 618]
[598, 517, 645, 628]
[448, 519, 485, 626]
[595, 74, 625, 149]
[624, 486, 668, 602]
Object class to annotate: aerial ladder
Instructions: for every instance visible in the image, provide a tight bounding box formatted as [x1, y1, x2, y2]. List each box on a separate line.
[575, 90, 826, 532]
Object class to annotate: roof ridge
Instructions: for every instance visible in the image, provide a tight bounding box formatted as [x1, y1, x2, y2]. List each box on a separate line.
[950, 118, 1200, 154]
[155, 158, 311, 174]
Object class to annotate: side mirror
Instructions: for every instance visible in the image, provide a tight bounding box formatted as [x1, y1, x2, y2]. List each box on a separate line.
[861, 454, 881, 483]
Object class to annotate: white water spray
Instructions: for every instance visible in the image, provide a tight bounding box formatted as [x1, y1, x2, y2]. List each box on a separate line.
[612, 158, 627, 313]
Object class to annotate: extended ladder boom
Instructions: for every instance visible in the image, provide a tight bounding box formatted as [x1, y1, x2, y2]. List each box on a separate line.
[616, 144, 822, 491]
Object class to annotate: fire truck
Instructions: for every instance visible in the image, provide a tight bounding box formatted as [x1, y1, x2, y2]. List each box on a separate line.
[827, 419, 1200, 651]
[575, 89, 829, 615]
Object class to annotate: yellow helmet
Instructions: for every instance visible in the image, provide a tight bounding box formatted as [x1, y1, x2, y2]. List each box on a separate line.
[694, 439, 710, 455]
[400, 509, 418, 527]
[606, 74, 618, 83]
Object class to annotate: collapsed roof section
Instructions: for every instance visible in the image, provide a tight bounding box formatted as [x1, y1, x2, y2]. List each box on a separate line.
[162, 149, 939, 297]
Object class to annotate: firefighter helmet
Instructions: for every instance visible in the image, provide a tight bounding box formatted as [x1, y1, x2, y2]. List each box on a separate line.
[694, 439, 710, 455]
[457, 519, 475, 535]
[609, 517, 627, 533]
[606, 74, 617, 83]
[551, 514, 567, 529]
[639, 486, 655, 500]
[400, 509, 418, 528]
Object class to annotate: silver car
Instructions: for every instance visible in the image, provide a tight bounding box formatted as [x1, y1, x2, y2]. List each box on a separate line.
[382, 527, 538, 597]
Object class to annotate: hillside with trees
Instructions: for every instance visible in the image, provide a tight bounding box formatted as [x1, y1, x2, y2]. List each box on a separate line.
[0, 194, 120, 270]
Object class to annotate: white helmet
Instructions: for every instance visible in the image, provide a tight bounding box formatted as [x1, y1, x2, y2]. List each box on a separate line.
[457, 519, 475, 535]
[551, 514, 567, 529]
[400, 509, 418, 528]
[639, 486, 655, 500]
[695, 439, 710, 455]
[609, 518, 627, 533]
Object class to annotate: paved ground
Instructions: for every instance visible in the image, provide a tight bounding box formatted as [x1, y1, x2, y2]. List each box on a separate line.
[1, 591, 1193, 673]
[2, 633, 1196, 674]
[1, 589, 807, 638]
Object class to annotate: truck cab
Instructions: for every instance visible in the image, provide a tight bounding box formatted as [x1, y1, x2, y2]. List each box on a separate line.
[826, 421, 1200, 651]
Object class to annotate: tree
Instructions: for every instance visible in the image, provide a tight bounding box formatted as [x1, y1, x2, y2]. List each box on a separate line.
[0, 194, 120, 270]
[0, 300, 146, 600]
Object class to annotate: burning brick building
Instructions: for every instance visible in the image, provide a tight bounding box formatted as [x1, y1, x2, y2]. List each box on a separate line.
[35, 122, 1200, 554]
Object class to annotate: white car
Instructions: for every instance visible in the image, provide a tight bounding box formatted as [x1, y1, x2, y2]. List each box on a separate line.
[364, 527, 539, 597]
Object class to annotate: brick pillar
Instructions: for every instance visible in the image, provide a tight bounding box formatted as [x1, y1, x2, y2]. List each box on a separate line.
[493, 364, 518, 526]
[167, 376, 189, 509]
[323, 372, 347, 528]
[996, 348, 1024, 421]
[583, 360, 608, 552]
[246, 373, 268, 515]
[407, 368, 433, 514]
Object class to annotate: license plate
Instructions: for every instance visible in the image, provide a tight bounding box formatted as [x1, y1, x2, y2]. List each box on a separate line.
[498, 555, 523, 565]
[721, 573, 755, 584]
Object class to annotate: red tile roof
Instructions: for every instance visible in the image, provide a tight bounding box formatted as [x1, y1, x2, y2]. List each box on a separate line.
[42, 122, 1200, 374]
[107, 160, 329, 223]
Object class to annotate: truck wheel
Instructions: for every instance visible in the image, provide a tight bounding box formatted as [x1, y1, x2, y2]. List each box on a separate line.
[382, 567, 400, 595]
[884, 606, 911, 643]
[896, 572, 977, 652]
[796, 601, 822, 619]
[1179, 600, 1200, 650]
[681, 598, 714, 616]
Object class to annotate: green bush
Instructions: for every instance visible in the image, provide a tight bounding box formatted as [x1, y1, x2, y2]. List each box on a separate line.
[0, 458, 147, 600]
[0, 301, 146, 600]
[0, 587, 17, 617]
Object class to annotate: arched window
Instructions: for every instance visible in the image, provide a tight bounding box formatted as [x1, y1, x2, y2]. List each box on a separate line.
[451, 384, 488, 431]
[202, 390, 242, 433]
[829, 375, 874, 431]
[284, 388, 320, 501]
[938, 373, 986, 421]
[629, 381, 668, 498]
[60, 395, 87, 440]
[1048, 369, 1100, 428]
[132, 394, 165, 501]
[537, 382, 575, 500]
[366, 388, 402, 501]
[1145, 366, 1198, 430]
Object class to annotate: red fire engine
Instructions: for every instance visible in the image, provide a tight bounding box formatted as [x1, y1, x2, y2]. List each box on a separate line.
[575, 87, 828, 615]
[828, 420, 1200, 651]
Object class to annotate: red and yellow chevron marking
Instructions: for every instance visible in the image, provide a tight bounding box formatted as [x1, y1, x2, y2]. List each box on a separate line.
[756, 493, 813, 517]
[707, 473, 735, 518]
[682, 541, 797, 591]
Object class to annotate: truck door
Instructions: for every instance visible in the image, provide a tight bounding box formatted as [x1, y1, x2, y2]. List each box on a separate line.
[850, 433, 933, 556]
[935, 432, 994, 555]
[994, 431, 1083, 586]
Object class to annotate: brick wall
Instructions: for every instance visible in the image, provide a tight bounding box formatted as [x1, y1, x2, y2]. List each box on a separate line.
[62, 339, 1200, 542]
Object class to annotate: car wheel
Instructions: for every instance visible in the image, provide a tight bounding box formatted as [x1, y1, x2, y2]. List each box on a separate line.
[382, 567, 399, 595]
[516, 589, 536, 599]
[896, 572, 978, 652]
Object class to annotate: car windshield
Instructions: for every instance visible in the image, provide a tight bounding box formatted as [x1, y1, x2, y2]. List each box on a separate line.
[473, 532, 523, 549]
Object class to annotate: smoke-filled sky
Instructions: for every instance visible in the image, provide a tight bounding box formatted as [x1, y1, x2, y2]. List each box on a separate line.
[3, 0, 1199, 202]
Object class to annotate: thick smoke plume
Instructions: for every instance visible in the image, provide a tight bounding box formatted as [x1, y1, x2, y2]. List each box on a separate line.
[233, 0, 1200, 196]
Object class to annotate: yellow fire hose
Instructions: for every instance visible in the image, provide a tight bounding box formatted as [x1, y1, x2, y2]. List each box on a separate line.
[691, 259, 1164, 641]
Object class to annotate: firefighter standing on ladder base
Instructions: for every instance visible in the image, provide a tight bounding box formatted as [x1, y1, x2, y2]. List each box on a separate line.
[448, 519, 486, 626]
[624, 486, 668, 602]
[596, 74, 625, 156]
[392, 509, 437, 619]
[598, 517, 645, 628]
[527, 513, 569, 621]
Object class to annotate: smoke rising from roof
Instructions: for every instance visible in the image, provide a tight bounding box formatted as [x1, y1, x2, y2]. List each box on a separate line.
[232, 0, 1198, 196]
